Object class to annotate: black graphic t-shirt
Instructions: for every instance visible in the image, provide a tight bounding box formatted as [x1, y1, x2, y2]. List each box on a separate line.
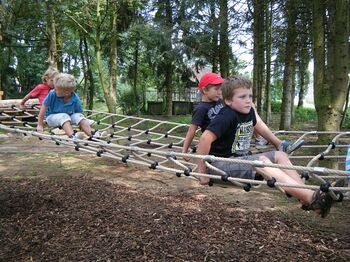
[206, 106, 257, 157]
[192, 100, 224, 132]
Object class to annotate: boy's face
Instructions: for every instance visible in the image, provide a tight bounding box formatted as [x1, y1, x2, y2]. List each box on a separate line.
[46, 77, 55, 89]
[55, 86, 73, 99]
[225, 87, 252, 114]
[203, 84, 222, 102]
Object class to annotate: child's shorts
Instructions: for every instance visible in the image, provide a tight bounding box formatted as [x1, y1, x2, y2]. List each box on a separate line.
[46, 113, 86, 128]
[208, 151, 276, 180]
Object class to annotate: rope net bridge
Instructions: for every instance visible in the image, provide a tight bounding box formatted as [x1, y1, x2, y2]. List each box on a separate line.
[0, 103, 349, 203]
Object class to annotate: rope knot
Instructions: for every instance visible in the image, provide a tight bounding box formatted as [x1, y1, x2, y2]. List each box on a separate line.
[267, 177, 277, 187]
[320, 182, 331, 192]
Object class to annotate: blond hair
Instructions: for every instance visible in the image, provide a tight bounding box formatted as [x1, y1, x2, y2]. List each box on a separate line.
[54, 73, 77, 91]
[221, 76, 252, 101]
[42, 66, 59, 83]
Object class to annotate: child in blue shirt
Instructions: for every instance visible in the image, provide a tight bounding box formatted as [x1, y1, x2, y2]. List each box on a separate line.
[37, 73, 101, 139]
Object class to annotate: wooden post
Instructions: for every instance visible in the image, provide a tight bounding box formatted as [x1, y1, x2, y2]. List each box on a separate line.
[0, 91, 3, 100]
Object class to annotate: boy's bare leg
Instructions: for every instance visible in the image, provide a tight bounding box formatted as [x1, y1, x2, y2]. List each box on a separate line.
[256, 156, 314, 206]
[79, 119, 93, 136]
[274, 151, 305, 184]
[61, 121, 74, 137]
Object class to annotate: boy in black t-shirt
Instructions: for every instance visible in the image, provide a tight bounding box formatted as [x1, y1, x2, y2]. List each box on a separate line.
[196, 76, 338, 218]
[182, 73, 303, 161]
[182, 73, 224, 158]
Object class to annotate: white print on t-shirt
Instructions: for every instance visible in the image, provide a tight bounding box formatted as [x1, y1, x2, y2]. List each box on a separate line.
[207, 103, 224, 120]
[232, 120, 254, 153]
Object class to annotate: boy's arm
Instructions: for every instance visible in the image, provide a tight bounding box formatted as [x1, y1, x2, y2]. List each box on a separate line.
[182, 124, 198, 154]
[196, 130, 217, 184]
[19, 93, 33, 108]
[254, 115, 281, 149]
[36, 104, 47, 132]
[252, 104, 282, 149]
[75, 96, 83, 113]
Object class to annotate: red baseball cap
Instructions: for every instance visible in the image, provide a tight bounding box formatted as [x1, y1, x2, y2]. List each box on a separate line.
[198, 72, 224, 89]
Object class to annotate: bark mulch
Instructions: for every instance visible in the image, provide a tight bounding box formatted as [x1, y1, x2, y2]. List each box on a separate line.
[0, 176, 349, 261]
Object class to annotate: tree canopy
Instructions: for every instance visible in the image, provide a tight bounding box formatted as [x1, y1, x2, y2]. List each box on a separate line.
[0, 0, 348, 130]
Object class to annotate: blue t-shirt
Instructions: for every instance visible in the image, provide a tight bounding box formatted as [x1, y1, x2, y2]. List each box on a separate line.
[192, 100, 224, 132]
[43, 90, 83, 117]
[206, 106, 257, 157]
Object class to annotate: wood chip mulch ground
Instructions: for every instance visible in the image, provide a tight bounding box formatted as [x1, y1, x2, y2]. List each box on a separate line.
[0, 176, 349, 261]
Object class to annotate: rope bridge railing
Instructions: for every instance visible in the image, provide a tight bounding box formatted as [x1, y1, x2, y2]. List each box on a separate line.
[1, 123, 349, 190]
[0, 104, 350, 202]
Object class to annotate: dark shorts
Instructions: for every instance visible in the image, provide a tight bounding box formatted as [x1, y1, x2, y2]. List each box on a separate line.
[208, 151, 276, 180]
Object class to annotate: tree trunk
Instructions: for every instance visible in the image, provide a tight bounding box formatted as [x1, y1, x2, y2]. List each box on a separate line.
[79, 37, 87, 106]
[133, 36, 140, 116]
[264, 0, 272, 124]
[164, 65, 173, 116]
[83, 36, 94, 111]
[312, 0, 326, 130]
[297, 49, 308, 108]
[341, 82, 350, 128]
[297, 1, 311, 108]
[252, 0, 265, 114]
[164, 0, 173, 116]
[96, 0, 116, 114]
[46, 1, 58, 68]
[210, 0, 219, 73]
[297, 71, 305, 108]
[280, 0, 297, 130]
[312, 0, 349, 169]
[330, 0, 349, 126]
[290, 73, 295, 126]
[313, 0, 349, 132]
[219, 0, 229, 77]
[108, 5, 117, 115]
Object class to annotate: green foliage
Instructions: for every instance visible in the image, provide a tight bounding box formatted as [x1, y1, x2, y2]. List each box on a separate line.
[271, 80, 283, 101]
[165, 115, 192, 124]
[271, 101, 282, 113]
[0, 0, 49, 99]
[271, 101, 317, 123]
[116, 81, 140, 115]
[294, 106, 317, 122]
[342, 109, 350, 129]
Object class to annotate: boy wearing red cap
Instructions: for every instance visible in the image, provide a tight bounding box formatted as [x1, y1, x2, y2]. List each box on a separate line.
[182, 72, 224, 158]
[182, 73, 303, 159]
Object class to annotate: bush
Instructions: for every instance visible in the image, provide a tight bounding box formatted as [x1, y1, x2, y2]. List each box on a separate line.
[294, 107, 317, 122]
[271, 101, 317, 122]
[271, 101, 282, 113]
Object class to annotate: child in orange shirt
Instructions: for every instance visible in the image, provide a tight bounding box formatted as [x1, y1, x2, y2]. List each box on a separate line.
[19, 66, 59, 108]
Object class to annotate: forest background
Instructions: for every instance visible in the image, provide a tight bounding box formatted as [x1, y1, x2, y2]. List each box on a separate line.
[0, 0, 349, 134]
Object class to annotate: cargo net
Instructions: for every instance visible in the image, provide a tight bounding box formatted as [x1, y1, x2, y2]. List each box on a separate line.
[0, 103, 349, 202]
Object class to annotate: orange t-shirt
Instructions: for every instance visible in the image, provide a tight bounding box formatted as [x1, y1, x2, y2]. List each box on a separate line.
[30, 83, 51, 104]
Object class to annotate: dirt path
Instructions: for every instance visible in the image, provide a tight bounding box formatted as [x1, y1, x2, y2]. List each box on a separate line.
[1, 135, 349, 261]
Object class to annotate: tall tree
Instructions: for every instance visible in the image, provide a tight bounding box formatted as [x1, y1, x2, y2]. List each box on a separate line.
[251, 0, 266, 114]
[46, 0, 58, 68]
[108, 1, 118, 114]
[264, 0, 273, 123]
[296, 1, 312, 108]
[95, 0, 115, 114]
[312, 0, 349, 132]
[280, 0, 297, 130]
[209, 0, 219, 73]
[153, 0, 175, 116]
[218, 0, 229, 77]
